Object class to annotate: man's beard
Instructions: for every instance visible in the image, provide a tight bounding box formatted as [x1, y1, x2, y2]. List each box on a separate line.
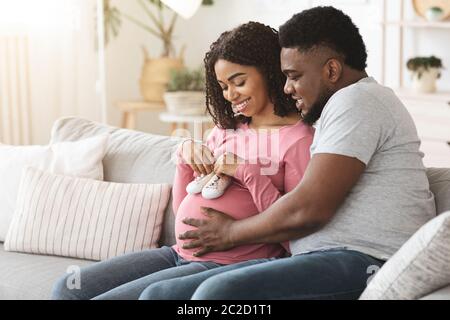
[301, 89, 334, 126]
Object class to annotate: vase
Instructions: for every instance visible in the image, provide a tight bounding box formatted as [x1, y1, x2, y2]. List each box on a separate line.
[411, 67, 440, 93]
[425, 7, 445, 21]
[163, 91, 206, 115]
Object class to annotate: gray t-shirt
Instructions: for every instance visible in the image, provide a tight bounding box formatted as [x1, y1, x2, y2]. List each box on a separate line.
[289, 77, 436, 260]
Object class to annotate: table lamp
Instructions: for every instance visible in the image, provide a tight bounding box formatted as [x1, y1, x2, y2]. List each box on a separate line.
[160, 0, 202, 19]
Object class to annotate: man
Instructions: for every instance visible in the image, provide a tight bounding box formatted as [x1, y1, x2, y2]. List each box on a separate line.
[145, 6, 436, 300]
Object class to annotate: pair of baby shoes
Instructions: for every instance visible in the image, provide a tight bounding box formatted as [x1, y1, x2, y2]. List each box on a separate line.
[186, 172, 231, 199]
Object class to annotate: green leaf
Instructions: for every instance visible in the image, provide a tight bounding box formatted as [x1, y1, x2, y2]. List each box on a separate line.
[407, 55, 443, 72]
[167, 67, 206, 92]
[103, 0, 215, 53]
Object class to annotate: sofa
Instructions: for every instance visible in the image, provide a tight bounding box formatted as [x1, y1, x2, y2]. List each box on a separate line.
[0, 117, 449, 300]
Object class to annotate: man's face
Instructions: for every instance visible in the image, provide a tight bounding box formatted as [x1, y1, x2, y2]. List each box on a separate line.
[281, 47, 334, 125]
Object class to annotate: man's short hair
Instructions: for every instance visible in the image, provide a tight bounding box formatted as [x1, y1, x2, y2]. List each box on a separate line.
[279, 6, 368, 71]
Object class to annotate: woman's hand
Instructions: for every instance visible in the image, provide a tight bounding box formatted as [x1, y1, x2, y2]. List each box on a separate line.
[179, 139, 215, 176]
[214, 153, 243, 177]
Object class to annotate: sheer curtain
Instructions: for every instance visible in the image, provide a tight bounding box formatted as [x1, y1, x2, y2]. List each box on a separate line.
[0, 0, 103, 145]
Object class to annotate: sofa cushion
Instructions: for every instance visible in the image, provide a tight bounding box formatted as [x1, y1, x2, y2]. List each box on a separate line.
[426, 168, 450, 215]
[0, 243, 93, 300]
[0, 134, 108, 242]
[359, 211, 450, 300]
[50, 117, 182, 247]
[5, 167, 171, 261]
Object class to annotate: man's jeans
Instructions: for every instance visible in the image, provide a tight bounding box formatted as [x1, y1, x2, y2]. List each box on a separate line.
[138, 248, 385, 300]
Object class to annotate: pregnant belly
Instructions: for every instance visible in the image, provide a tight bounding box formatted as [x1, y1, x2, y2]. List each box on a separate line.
[174, 184, 285, 264]
[175, 184, 258, 246]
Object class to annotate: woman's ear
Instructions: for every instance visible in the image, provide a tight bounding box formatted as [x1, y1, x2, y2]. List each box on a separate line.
[326, 59, 343, 83]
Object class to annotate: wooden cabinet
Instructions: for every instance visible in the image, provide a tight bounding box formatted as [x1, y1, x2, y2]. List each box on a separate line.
[396, 89, 450, 167]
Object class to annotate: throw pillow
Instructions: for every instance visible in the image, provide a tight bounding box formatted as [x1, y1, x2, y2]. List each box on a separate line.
[0, 134, 109, 241]
[359, 211, 450, 300]
[4, 167, 171, 261]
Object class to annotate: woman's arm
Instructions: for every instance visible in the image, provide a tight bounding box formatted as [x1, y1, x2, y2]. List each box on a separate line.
[172, 127, 221, 215]
[283, 135, 313, 193]
[172, 163, 194, 215]
[234, 163, 282, 213]
[234, 136, 312, 212]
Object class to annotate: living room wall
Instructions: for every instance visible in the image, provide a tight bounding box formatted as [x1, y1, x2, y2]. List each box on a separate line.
[0, 0, 101, 145]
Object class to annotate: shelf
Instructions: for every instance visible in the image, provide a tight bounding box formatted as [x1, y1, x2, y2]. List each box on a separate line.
[382, 20, 450, 28]
[380, 0, 450, 98]
[393, 88, 450, 103]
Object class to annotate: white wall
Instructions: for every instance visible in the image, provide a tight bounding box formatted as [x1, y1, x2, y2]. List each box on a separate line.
[105, 0, 449, 135]
[0, 0, 101, 145]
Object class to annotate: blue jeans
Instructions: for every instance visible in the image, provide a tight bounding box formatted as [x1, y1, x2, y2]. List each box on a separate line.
[138, 249, 385, 300]
[51, 246, 226, 300]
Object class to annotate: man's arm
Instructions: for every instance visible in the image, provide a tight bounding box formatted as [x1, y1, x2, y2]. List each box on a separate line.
[229, 153, 366, 245]
[180, 153, 365, 255]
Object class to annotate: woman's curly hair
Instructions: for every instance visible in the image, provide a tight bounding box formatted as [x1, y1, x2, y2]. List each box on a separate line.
[204, 21, 298, 129]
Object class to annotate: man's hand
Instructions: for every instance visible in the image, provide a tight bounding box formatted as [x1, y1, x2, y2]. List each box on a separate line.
[179, 207, 236, 257]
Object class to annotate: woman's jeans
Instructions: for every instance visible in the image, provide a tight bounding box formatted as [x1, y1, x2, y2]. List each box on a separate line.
[51, 246, 227, 300]
[139, 248, 385, 300]
[52, 246, 384, 300]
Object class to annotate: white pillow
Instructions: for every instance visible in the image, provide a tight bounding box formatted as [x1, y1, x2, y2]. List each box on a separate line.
[0, 134, 109, 241]
[360, 211, 450, 300]
[4, 167, 171, 261]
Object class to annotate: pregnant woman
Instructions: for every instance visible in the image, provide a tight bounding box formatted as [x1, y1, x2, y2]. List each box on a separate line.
[51, 21, 314, 300]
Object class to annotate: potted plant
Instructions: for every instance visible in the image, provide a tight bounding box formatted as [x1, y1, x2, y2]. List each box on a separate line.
[103, 0, 214, 102]
[406, 56, 444, 93]
[425, 6, 445, 21]
[164, 68, 206, 115]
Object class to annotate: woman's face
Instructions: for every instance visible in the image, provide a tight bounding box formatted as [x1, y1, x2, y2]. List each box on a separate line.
[214, 59, 272, 118]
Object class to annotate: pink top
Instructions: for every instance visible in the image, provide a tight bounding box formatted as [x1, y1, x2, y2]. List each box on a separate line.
[172, 120, 314, 265]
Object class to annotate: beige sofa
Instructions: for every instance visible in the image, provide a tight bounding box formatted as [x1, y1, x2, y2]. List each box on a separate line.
[0, 117, 449, 300]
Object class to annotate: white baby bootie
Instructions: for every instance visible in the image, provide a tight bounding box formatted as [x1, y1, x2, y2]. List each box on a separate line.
[186, 172, 215, 194]
[201, 174, 232, 200]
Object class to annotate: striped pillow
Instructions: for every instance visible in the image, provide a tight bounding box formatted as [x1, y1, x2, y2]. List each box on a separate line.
[4, 167, 171, 261]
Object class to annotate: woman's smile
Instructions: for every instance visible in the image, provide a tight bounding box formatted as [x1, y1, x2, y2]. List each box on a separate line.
[232, 98, 251, 114]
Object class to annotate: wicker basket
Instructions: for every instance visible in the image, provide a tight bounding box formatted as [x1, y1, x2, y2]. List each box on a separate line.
[139, 57, 184, 103]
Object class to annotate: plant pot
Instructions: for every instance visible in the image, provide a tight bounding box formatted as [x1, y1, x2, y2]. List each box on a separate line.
[163, 91, 206, 116]
[425, 7, 445, 21]
[140, 55, 184, 103]
[411, 67, 441, 93]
